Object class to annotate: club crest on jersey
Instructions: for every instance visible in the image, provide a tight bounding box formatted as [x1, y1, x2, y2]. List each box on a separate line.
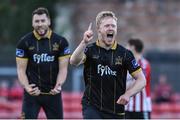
[16, 49, 24, 57]
[131, 59, 139, 68]
[115, 56, 122, 65]
[52, 42, 59, 51]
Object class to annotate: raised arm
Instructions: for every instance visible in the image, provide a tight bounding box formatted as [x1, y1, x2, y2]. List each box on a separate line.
[70, 23, 93, 66]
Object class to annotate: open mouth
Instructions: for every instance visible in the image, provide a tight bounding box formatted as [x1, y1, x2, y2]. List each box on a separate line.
[36, 27, 48, 36]
[107, 33, 114, 38]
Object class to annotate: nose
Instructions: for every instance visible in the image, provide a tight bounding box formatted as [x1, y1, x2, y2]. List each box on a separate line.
[108, 25, 114, 30]
[38, 21, 43, 26]
[36, 20, 43, 27]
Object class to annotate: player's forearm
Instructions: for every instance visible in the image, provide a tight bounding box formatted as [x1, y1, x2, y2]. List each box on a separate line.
[70, 41, 87, 66]
[56, 69, 68, 86]
[125, 77, 146, 97]
[16, 59, 29, 89]
[17, 69, 29, 89]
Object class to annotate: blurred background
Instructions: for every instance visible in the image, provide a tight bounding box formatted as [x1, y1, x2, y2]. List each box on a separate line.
[1, 0, 180, 118]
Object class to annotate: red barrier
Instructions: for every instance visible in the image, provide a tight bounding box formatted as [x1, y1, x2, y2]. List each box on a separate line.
[62, 92, 83, 119]
[1, 92, 180, 119]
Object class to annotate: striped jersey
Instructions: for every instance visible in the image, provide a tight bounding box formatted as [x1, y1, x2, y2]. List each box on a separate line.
[16, 29, 70, 92]
[125, 57, 151, 112]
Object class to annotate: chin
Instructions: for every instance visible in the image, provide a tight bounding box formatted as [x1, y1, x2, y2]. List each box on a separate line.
[38, 33, 46, 36]
[37, 30, 46, 36]
[106, 39, 114, 45]
[104, 42, 113, 47]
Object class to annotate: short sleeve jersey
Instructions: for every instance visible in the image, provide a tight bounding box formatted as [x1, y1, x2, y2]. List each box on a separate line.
[16, 30, 70, 92]
[82, 40, 141, 115]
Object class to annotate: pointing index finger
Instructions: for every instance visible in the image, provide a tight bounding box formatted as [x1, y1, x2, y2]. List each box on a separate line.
[88, 22, 92, 31]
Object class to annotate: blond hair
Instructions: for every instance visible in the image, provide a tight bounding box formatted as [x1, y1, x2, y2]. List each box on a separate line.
[96, 11, 117, 28]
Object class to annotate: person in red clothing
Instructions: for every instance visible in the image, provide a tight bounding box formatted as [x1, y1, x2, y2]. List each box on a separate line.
[125, 38, 152, 119]
[154, 74, 173, 103]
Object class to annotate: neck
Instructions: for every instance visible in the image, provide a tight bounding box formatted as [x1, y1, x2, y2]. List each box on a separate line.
[98, 39, 114, 50]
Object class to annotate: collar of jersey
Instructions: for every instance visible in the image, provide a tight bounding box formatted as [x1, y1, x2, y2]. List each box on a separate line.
[33, 29, 52, 40]
[96, 40, 117, 50]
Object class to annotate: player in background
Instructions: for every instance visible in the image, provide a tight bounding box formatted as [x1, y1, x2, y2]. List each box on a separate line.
[125, 38, 151, 119]
[16, 7, 70, 119]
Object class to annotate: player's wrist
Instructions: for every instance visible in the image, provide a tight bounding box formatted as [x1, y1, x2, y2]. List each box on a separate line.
[124, 91, 132, 98]
[56, 83, 62, 88]
[21, 83, 29, 90]
[53, 83, 61, 92]
[81, 39, 89, 45]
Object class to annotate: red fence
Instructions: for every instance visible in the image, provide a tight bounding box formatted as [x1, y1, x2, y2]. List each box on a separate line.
[1, 91, 180, 119]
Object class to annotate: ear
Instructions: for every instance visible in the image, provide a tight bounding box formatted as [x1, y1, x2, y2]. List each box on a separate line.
[32, 17, 35, 28]
[96, 27, 100, 33]
[132, 46, 136, 51]
[48, 18, 51, 26]
[32, 23, 34, 28]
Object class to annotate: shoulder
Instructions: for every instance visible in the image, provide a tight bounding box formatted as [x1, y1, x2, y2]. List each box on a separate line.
[116, 44, 128, 52]
[87, 42, 96, 48]
[51, 32, 68, 42]
[83, 42, 96, 54]
[20, 32, 33, 42]
[85, 42, 97, 51]
[17, 32, 33, 46]
[116, 44, 132, 56]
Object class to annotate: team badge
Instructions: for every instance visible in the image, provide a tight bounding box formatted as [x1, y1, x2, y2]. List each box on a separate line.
[52, 42, 59, 51]
[115, 56, 122, 65]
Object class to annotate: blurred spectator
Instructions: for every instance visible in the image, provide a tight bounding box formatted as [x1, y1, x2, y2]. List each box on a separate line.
[8, 79, 23, 100]
[154, 74, 173, 103]
[125, 38, 152, 119]
[0, 80, 9, 101]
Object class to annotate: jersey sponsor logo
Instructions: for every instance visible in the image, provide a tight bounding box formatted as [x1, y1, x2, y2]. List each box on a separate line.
[16, 49, 24, 57]
[131, 59, 139, 68]
[97, 64, 117, 76]
[64, 47, 71, 54]
[33, 53, 55, 63]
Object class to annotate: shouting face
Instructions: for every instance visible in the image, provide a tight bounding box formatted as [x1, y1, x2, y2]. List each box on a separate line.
[97, 17, 117, 47]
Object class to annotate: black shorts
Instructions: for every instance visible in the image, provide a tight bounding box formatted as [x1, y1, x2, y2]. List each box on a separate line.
[125, 111, 151, 119]
[21, 91, 63, 119]
[82, 102, 125, 119]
